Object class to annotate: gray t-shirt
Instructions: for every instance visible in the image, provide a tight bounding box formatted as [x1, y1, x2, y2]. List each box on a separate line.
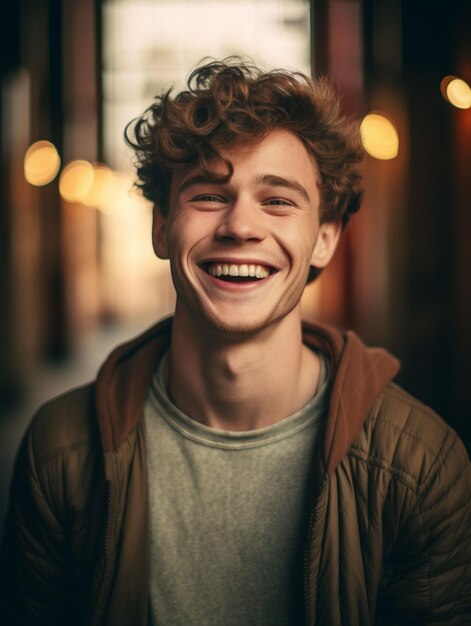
[144, 351, 329, 626]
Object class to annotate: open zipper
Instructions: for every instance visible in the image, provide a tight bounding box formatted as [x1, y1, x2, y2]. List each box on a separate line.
[303, 472, 328, 626]
[90, 458, 117, 626]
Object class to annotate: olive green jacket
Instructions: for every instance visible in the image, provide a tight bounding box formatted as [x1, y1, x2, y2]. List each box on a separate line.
[1, 318, 470, 625]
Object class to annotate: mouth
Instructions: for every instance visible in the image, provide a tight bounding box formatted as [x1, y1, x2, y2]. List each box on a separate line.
[202, 262, 277, 283]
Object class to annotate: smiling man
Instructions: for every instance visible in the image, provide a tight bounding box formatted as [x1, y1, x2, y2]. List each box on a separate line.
[1, 59, 470, 626]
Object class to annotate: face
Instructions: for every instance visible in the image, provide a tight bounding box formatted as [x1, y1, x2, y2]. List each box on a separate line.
[153, 129, 340, 337]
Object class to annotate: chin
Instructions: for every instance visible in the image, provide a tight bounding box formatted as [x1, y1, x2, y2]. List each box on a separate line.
[206, 317, 271, 339]
[197, 301, 299, 341]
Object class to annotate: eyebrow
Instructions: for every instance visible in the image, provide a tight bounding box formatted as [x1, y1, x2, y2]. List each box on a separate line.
[177, 174, 221, 197]
[177, 172, 311, 202]
[255, 174, 311, 202]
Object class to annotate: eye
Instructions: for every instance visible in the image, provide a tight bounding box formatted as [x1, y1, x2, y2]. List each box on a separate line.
[266, 198, 292, 206]
[263, 198, 296, 209]
[193, 194, 225, 203]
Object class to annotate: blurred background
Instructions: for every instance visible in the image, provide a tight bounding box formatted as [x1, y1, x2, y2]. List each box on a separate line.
[1, 0, 470, 527]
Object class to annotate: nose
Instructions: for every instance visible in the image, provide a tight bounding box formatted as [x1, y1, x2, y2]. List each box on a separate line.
[215, 199, 266, 243]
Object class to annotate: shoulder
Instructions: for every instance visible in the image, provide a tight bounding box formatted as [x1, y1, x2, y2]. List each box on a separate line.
[26, 383, 100, 467]
[349, 382, 469, 494]
[2, 384, 106, 612]
[12, 384, 103, 526]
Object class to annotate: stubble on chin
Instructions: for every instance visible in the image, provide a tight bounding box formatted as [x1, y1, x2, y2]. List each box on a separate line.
[190, 297, 302, 343]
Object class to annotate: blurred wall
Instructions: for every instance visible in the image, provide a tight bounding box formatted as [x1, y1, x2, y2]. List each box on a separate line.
[1, 0, 101, 406]
[363, 0, 471, 450]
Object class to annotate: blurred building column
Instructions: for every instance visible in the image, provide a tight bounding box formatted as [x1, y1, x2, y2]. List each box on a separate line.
[306, 0, 364, 328]
[0, 3, 23, 406]
[61, 0, 101, 336]
[7, 0, 70, 368]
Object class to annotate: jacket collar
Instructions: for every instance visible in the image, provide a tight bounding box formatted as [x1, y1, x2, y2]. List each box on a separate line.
[95, 317, 399, 473]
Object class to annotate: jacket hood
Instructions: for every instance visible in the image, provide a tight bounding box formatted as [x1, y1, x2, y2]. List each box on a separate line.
[95, 317, 399, 473]
[301, 321, 399, 472]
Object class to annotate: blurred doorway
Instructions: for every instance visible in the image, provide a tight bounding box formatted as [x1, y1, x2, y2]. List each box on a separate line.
[100, 0, 312, 321]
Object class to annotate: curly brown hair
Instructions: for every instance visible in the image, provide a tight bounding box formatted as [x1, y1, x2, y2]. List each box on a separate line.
[125, 57, 363, 227]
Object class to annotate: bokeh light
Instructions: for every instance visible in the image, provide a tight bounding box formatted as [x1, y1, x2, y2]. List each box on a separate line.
[81, 163, 117, 208]
[360, 113, 399, 160]
[59, 160, 95, 202]
[441, 76, 471, 109]
[24, 140, 61, 186]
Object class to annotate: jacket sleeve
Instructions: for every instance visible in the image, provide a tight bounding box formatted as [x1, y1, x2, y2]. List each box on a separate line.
[0, 417, 68, 626]
[379, 427, 471, 624]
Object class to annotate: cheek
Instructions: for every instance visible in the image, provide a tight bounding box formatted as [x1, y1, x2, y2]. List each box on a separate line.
[166, 212, 213, 259]
[166, 210, 191, 246]
[298, 218, 319, 261]
[279, 221, 318, 263]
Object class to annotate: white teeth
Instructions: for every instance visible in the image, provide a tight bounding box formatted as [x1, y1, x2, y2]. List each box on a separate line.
[207, 263, 271, 279]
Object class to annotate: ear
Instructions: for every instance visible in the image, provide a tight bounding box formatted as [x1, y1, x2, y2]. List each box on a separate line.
[310, 220, 342, 269]
[152, 204, 169, 259]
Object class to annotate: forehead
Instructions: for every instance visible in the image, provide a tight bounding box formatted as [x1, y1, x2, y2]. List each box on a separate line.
[170, 129, 319, 195]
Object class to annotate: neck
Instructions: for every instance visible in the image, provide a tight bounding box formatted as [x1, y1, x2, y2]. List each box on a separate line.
[168, 304, 320, 431]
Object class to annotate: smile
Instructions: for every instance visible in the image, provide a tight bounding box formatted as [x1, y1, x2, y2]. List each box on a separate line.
[204, 262, 274, 282]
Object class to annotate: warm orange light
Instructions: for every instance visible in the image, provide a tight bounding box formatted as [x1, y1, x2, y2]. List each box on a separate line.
[360, 113, 399, 160]
[59, 160, 95, 202]
[440, 75, 471, 109]
[24, 140, 61, 186]
[443, 77, 471, 109]
[81, 163, 117, 207]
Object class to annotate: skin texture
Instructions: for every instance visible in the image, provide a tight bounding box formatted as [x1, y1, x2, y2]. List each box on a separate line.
[153, 129, 341, 430]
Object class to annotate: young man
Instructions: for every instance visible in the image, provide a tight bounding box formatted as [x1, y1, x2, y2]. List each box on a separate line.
[1, 59, 470, 625]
